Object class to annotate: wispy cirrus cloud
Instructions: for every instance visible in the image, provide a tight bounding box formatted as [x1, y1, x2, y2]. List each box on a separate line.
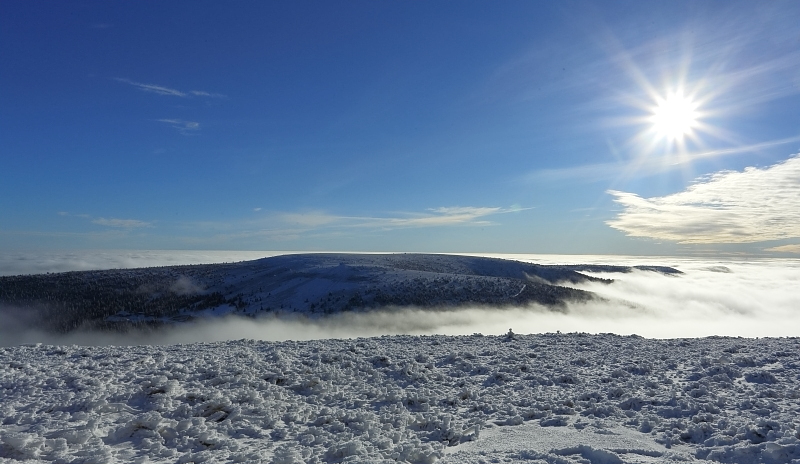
[280, 212, 342, 228]
[189, 90, 225, 98]
[157, 119, 200, 134]
[115, 78, 187, 97]
[524, 136, 800, 184]
[53, 206, 523, 246]
[92, 218, 152, 228]
[195, 205, 527, 244]
[374, 206, 505, 228]
[59, 212, 152, 229]
[115, 78, 225, 98]
[606, 154, 800, 244]
[278, 206, 522, 231]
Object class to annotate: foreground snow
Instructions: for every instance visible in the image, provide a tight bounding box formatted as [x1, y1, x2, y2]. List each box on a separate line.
[2, 334, 799, 463]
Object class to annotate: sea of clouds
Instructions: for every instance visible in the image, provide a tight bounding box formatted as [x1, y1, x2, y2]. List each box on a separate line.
[1, 250, 798, 346]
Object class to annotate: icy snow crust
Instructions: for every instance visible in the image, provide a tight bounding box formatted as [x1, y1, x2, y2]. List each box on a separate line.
[0, 253, 678, 333]
[2, 334, 799, 463]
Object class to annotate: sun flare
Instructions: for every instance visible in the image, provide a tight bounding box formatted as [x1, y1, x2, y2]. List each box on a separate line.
[650, 92, 699, 140]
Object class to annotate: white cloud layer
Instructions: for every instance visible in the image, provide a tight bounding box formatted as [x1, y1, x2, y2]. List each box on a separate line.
[607, 154, 800, 243]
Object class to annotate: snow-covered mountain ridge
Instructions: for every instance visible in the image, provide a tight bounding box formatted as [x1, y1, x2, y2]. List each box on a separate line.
[0, 253, 680, 333]
[1, 333, 797, 463]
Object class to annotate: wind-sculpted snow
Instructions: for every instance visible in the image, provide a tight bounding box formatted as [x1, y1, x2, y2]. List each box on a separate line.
[0, 254, 679, 333]
[1, 334, 798, 463]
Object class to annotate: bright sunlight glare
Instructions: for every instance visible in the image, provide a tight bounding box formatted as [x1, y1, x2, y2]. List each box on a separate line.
[651, 92, 699, 140]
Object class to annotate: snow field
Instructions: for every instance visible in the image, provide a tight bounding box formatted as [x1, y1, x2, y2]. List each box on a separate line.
[1, 333, 799, 463]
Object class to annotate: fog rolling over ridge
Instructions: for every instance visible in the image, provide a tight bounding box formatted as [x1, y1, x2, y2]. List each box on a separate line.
[0, 252, 798, 346]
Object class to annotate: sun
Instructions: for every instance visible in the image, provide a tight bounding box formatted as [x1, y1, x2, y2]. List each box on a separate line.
[650, 91, 699, 140]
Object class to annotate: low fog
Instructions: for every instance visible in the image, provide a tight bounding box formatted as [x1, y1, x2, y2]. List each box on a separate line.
[1, 255, 798, 346]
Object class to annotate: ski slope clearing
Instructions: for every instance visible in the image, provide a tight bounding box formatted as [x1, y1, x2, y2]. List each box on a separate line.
[0, 253, 680, 333]
[1, 333, 798, 463]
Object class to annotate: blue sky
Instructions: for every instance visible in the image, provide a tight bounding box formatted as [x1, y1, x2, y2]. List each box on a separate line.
[2, 1, 799, 255]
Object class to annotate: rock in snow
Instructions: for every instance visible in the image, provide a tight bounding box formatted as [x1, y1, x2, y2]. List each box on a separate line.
[1, 333, 799, 463]
[0, 253, 680, 333]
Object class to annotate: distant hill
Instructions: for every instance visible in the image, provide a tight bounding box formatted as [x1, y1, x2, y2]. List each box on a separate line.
[0, 253, 681, 333]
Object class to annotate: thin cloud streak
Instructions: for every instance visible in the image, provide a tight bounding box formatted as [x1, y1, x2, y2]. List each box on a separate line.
[157, 119, 200, 134]
[197, 206, 525, 244]
[764, 244, 800, 254]
[352, 206, 510, 229]
[115, 78, 224, 98]
[58, 212, 152, 229]
[115, 78, 187, 97]
[607, 154, 800, 244]
[278, 206, 522, 231]
[189, 90, 226, 98]
[524, 136, 800, 183]
[280, 211, 342, 228]
[92, 218, 152, 228]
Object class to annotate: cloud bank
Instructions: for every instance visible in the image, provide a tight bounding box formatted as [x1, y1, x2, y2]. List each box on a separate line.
[607, 155, 800, 243]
